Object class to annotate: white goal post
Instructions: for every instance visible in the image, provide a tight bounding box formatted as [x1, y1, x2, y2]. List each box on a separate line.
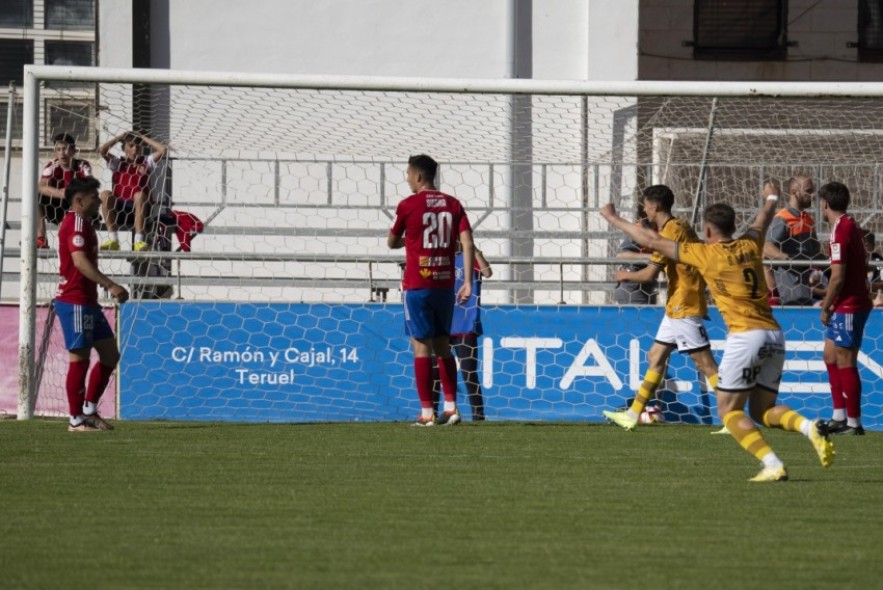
[17, 65, 883, 424]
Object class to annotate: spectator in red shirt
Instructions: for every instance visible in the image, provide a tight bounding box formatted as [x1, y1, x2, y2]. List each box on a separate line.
[36, 132, 94, 249]
[98, 130, 167, 252]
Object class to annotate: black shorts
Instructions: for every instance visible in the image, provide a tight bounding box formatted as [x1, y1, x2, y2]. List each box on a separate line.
[38, 195, 70, 226]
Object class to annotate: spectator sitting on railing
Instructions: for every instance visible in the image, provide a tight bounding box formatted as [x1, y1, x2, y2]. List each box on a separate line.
[36, 132, 94, 249]
[98, 130, 167, 253]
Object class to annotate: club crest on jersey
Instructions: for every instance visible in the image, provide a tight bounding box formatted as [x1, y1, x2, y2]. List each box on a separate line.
[419, 268, 432, 279]
[72, 235, 85, 248]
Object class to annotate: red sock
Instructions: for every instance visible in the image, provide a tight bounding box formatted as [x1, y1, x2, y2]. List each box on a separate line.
[414, 357, 433, 409]
[437, 356, 458, 404]
[839, 366, 862, 419]
[826, 362, 845, 410]
[86, 363, 115, 404]
[66, 360, 90, 417]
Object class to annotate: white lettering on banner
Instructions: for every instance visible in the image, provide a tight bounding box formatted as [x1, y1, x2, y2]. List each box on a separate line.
[560, 339, 623, 390]
[499, 337, 563, 389]
[235, 369, 296, 385]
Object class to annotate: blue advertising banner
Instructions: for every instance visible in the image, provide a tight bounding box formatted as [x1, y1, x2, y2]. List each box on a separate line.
[119, 303, 883, 429]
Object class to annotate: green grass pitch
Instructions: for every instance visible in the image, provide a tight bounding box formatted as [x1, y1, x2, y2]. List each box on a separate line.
[1, 420, 881, 589]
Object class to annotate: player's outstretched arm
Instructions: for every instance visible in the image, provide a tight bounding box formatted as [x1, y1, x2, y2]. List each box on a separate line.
[614, 264, 660, 284]
[600, 203, 678, 261]
[749, 181, 781, 237]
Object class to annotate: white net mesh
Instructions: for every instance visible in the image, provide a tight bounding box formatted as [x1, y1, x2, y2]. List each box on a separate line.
[18, 75, 883, 428]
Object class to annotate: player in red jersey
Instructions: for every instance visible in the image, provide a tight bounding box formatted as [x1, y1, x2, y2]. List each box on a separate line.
[98, 130, 167, 252]
[818, 182, 872, 436]
[388, 154, 475, 426]
[54, 177, 129, 431]
[36, 133, 94, 249]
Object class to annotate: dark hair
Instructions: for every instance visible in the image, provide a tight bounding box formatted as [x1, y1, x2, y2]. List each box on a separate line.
[52, 132, 76, 146]
[122, 131, 143, 146]
[819, 181, 850, 212]
[703, 203, 736, 236]
[642, 184, 675, 212]
[863, 229, 875, 246]
[408, 154, 438, 184]
[64, 177, 101, 201]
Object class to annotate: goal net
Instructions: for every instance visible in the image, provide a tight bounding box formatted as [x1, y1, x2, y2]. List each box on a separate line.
[15, 67, 883, 429]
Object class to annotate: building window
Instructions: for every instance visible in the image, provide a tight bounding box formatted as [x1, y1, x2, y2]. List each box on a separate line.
[692, 0, 788, 60]
[0, 0, 34, 28]
[46, 101, 94, 146]
[44, 41, 95, 87]
[0, 39, 35, 85]
[859, 0, 883, 62]
[45, 0, 95, 31]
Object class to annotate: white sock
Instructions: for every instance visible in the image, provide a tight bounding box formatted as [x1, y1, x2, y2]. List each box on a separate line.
[832, 408, 846, 421]
[83, 401, 97, 416]
[134, 233, 144, 243]
[762, 453, 784, 469]
[847, 417, 861, 428]
[109, 232, 119, 242]
[69, 415, 85, 427]
[800, 421, 812, 437]
[421, 407, 434, 419]
[443, 401, 456, 413]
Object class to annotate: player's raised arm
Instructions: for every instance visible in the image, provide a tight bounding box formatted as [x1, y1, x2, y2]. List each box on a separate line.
[749, 181, 781, 237]
[600, 203, 678, 261]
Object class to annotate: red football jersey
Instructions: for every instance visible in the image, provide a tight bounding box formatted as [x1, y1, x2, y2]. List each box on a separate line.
[109, 154, 155, 201]
[391, 190, 472, 290]
[829, 213, 871, 313]
[41, 158, 93, 190]
[56, 211, 99, 306]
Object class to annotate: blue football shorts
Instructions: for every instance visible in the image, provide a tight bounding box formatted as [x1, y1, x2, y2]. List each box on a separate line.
[403, 289, 455, 339]
[54, 300, 115, 351]
[826, 310, 870, 349]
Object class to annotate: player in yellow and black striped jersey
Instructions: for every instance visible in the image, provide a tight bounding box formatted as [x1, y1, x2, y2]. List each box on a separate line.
[601, 180, 835, 482]
[603, 185, 718, 432]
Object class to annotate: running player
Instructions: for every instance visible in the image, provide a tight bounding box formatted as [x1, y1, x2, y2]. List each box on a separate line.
[602, 185, 718, 431]
[601, 181, 835, 482]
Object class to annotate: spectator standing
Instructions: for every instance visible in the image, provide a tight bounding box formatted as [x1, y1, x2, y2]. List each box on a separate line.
[764, 175, 822, 305]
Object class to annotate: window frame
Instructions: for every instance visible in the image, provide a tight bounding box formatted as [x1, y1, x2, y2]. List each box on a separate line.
[691, 0, 789, 61]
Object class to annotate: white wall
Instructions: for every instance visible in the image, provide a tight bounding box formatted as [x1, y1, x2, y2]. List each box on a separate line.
[97, 0, 635, 82]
